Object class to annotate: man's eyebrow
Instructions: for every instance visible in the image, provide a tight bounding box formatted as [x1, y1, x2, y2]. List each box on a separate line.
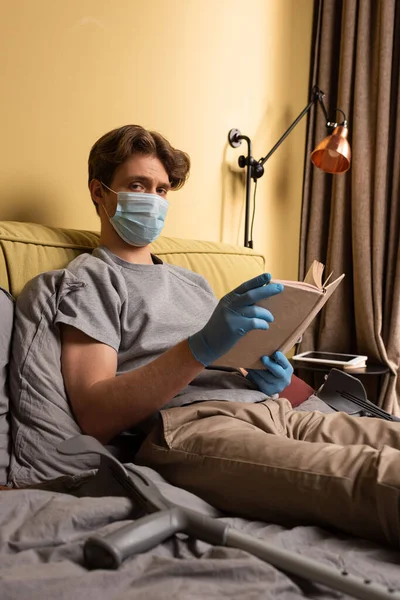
[123, 175, 171, 189]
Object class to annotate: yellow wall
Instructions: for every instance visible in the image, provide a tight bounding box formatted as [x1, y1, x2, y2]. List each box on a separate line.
[0, 0, 313, 280]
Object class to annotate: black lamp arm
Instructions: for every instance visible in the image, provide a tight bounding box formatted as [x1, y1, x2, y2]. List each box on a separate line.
[257, 86, 329, 170]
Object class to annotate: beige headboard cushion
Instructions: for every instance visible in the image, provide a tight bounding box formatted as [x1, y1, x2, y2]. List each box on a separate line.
[0, 221, 265, 299]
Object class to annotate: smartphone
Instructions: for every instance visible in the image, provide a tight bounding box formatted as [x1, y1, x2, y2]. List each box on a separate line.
[291, 351, 368, 367]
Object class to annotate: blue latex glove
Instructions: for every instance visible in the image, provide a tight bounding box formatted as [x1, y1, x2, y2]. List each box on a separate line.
[188, 273, 284, 366]
[246, 351, 293, 396]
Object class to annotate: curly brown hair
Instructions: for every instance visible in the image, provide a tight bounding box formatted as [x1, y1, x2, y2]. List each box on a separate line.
[88, 125, 191, 213]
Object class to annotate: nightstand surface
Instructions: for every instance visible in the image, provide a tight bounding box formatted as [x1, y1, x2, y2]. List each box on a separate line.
[291, 361, 390, 376]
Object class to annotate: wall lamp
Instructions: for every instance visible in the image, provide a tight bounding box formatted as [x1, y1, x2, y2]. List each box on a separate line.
[228, 85, 351, 248]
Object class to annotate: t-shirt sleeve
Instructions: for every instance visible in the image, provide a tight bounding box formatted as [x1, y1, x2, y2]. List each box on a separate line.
[54, 258, 126, 352]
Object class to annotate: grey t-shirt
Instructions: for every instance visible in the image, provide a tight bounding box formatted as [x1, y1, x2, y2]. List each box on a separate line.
[56, 246, 266, 410]
[8, 249, 268, 486]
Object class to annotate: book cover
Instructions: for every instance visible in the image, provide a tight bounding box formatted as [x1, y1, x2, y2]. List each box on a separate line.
[212, 261, 345, 369]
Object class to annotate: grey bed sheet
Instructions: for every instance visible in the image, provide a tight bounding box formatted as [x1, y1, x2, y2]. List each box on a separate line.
[1, 472, 400, 600]
[2, 397, 400, 600]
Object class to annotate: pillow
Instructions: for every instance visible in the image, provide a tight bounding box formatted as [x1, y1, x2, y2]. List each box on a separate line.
[0, 287, 14, 485]
[8, 270, 99, 487]
[278, 374, 315, 408]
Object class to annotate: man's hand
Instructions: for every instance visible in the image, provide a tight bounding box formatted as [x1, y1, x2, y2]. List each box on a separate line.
[246, 351, 293, 397]
[188, 273, 284, 366]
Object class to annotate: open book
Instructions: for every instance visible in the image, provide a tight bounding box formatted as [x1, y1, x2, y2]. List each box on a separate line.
[212, 261, 345, 370]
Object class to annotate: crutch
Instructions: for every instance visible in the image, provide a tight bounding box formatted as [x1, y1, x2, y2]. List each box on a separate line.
[58, 435, 400, 600]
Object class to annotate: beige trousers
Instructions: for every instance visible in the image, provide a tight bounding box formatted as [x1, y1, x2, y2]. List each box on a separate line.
[136, 398, 400, 547]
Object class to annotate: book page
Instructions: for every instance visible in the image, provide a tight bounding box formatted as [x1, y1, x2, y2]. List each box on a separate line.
[303, 260, 324, 289]
[279, 273, 345, 358]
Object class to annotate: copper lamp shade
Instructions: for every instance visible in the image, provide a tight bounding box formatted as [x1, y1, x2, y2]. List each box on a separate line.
[310, 125, 351, 174]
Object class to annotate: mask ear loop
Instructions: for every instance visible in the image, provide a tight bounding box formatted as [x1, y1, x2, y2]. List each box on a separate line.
[99, 182, 117, 219]
[101, 181, 117, 195]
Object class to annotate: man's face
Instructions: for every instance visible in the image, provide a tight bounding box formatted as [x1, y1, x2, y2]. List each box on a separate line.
[95, 153, 171, 217]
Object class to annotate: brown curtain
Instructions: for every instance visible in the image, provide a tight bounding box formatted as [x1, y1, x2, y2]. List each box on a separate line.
[299, 0, 400, 413]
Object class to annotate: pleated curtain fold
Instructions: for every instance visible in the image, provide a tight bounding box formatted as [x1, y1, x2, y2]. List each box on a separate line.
[299, 0, 400, 412]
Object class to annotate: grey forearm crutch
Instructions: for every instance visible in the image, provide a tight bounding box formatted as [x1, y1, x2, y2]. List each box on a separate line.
[58, 436, 400, 600]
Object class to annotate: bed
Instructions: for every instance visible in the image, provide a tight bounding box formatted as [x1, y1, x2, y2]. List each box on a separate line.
[1, 221, 400, 599]
[2, 458, 400, 600]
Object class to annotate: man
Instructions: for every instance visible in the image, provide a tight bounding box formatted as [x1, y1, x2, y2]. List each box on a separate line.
[60, 125, 293, 444]
[12, 125, 400, 547]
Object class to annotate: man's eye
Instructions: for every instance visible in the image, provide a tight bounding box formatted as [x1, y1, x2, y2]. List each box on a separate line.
[130, 183, 144, 191]
[157, 188, 168, 195]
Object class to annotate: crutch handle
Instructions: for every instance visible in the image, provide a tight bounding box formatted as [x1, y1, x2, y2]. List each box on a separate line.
[84, 508, 183, 569]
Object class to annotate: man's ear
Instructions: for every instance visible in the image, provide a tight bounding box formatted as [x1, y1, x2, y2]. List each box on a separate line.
[89, 179, 104, 207]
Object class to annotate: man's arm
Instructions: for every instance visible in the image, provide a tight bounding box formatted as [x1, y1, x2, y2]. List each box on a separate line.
[60, 324, 204, 444]
[61, 272, 284, 444]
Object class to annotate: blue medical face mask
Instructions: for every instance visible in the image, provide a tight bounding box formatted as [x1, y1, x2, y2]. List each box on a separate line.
[101, 183, 169, 247]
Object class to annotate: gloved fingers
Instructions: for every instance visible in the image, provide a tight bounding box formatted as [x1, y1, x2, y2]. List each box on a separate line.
[232, 282, 284, 308]
[243, 318, 271, 332]
[247, 364, 292, 395]
[258, 357, 288, 379]
[232, 273, 271, 295]
[246, 369, 269, 389]
[262, 351, 293, 372]
[246, 369, 285, 395]
[239, 305, 274, 323]
[261, 354, 294, 385]
[270, 351, 289, 366]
